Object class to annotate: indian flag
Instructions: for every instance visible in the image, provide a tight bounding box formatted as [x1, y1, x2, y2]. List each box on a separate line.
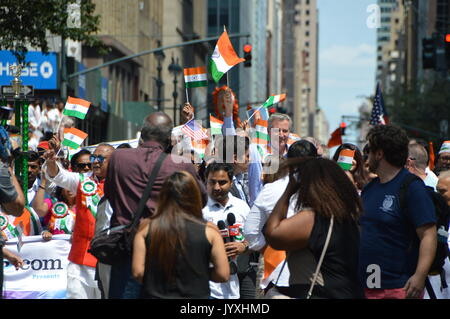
[192, 139, 208, 160]
[210, 115, 223, 135]
[63, 97, 91, 119]
[253, 119, 269, 145]
[337, 149, 355, 171]
[209, 30, 245, 83]
[439, 140, 450, 154]
[62, 127, 88, 149]
[262, 94, 286, 108]
[184, 66, 208, 88]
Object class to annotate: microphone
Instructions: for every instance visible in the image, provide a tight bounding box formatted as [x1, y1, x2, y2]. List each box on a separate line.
[217, 220, 231, 243]
[227, 213, 240, 241]
[217, 219, 238, 275]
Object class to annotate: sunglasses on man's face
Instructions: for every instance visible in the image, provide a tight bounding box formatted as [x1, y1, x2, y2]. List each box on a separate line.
[90, 155, 106, 164]
[76, 162, 92, 170]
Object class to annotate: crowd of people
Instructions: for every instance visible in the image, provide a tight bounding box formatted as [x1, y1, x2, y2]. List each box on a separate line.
[1, 88, 450, 300]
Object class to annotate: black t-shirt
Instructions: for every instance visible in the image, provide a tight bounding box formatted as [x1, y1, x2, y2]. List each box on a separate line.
[142, 219, 212, 299]
[284, 213, 364, 299]
[307, 213, 364, 299]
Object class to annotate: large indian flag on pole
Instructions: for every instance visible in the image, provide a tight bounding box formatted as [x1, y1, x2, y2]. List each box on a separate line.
[337, 149, 355, 171]
[184, 66, 208, 88]
[62, 127, 88, 149]
[209, 30, 245, 83]
[262, 94, 286, 108]
[63, 96, 91, 119]
[210, 115, 223, 135]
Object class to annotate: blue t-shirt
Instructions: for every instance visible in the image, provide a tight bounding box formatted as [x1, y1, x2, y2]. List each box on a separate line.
[358, 168, 436, 289]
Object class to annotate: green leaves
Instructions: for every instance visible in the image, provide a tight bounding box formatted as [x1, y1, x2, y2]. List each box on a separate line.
[0, 0, 104, 63]
[384, 79, 450, 144]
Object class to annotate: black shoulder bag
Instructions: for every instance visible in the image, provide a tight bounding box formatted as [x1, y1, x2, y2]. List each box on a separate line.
[89, 152, 167, 265]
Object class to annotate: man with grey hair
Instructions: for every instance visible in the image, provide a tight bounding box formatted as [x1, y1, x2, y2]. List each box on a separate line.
[406, 143, 439, 191]
[105, 111, 206, 299]
[268, 113, 291, 157]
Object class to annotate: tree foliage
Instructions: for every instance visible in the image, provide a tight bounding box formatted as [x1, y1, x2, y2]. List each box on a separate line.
[0, 0, 104, 63]
[383, 78, 450, 146]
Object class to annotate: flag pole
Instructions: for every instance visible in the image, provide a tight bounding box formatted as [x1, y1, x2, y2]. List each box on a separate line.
[223, 25, 230, 89]
[247, 104, 264, 122]
[185, 87, 190, 104]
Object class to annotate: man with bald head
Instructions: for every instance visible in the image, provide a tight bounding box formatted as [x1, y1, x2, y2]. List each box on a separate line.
[406, 143, 439, 191]
[44, 140, 115, 299]
[105, 111, 207, 299]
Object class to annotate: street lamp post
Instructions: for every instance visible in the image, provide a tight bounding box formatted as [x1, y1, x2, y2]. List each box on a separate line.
[154, 49, 166, 111]
[168, 56, 183, 124]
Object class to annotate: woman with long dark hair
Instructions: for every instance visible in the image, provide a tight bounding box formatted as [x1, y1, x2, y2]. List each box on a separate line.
[132, 171, 229, 299]
[265, 158, 364, 299]
[332, 143, 370, 192]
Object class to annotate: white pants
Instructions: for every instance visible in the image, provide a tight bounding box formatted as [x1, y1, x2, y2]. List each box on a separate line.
[66, 262, 101, 299]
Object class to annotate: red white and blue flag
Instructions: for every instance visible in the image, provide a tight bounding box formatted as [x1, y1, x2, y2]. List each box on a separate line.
[370, 82, 389, 125]
[182, 119, 208, 141]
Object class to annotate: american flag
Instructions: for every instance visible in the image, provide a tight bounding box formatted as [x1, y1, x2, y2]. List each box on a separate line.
[182, 119, 208, 141]
[370, 82, 389, 125]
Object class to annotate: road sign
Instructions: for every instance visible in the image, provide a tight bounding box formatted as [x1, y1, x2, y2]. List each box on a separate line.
[1, 85, 34, 96]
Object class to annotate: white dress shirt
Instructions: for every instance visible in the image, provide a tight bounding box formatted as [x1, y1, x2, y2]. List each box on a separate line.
[202, 193, 250, 299]
[244, 175, 298, 289]
[43, 161, 94, 193]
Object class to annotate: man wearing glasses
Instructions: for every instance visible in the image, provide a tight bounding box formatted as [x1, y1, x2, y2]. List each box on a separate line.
[43, 138, 115, 299]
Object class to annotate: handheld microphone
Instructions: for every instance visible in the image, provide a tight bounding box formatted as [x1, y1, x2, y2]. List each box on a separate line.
[217, 219, 238, 275]
[217, 220, 231, 243]
[227, 213, 239, 241]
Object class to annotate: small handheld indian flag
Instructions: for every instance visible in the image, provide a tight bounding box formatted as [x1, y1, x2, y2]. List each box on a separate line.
[262, 94, 286, 108]
[63, 97, 91, 120]
[337, 149, 355, 171]
[184, 66, 208, 88]
[62, 127, 88, 149]
[209, 30, 245, 83]
[439, 140, 450, 155]
[210, 115, 223, 135]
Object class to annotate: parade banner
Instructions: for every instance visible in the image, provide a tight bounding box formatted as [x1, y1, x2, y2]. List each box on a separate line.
[3, 235, 71, 299]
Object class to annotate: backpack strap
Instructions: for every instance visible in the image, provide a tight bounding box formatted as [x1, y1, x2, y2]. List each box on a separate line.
[398, 174, 422, 215]
[129, 151, 168, 230]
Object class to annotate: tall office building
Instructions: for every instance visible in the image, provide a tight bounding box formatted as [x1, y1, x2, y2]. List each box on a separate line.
[282, 0, 319, 137]
[375, 0, 399, 82]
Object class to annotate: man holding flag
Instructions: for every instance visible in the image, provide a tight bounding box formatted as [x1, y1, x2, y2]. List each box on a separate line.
[43, 139, 115, 299]
[42, 96, 115, 299]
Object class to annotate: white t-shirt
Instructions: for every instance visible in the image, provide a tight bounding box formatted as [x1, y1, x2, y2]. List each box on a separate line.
[202, 193, 250, 299]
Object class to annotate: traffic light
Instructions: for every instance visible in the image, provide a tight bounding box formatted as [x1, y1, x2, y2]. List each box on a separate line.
[340, 122, 347, 136]
[446, 34, 450, 69]
[422, 37, 436, 69]
[243, 44, 252, 68]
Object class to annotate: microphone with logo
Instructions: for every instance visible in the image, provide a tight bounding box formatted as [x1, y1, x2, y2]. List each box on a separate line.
[226, 213, 241, 241]
[217, 220, 238, 275]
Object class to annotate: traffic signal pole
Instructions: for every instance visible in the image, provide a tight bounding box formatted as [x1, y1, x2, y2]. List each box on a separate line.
[67, 33, 250, 80]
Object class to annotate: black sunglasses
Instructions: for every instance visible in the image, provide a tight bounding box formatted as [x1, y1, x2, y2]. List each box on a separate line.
[76, 162, 92, 169]
[90, 155, 105, 164]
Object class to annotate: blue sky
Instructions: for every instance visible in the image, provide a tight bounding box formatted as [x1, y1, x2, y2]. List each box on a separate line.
[317, 0, 377, 135]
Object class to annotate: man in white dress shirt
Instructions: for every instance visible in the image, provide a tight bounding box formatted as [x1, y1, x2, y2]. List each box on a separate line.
[202, 162, 250, 299]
